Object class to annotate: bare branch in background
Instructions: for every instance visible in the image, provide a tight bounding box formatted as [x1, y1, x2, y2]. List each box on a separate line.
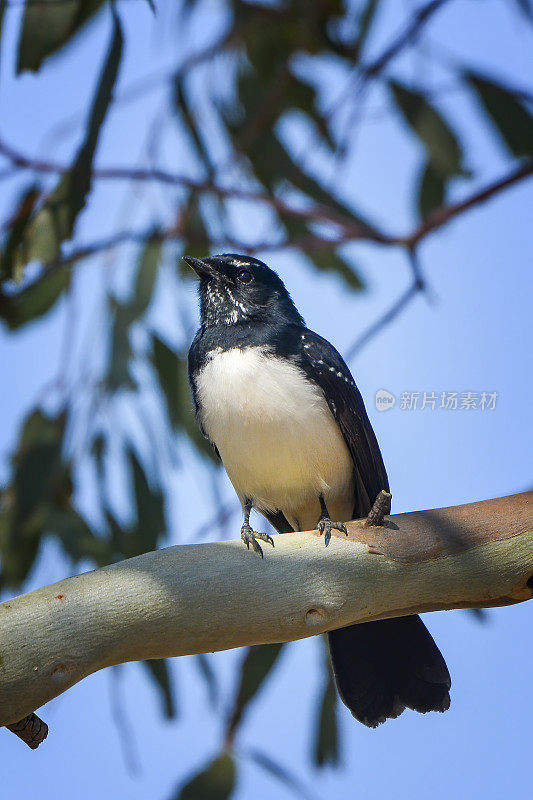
[1, 137, 531, 259]
[362, 0, 454, 79]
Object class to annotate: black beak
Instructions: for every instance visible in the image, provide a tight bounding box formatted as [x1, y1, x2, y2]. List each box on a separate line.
[183, 255, 217, 279]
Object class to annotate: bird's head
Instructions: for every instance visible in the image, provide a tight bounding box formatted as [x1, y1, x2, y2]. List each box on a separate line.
[184, 253, 304, 328]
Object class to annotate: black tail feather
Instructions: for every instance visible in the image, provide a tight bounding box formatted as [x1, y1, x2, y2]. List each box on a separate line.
[328, 615, 451, 727]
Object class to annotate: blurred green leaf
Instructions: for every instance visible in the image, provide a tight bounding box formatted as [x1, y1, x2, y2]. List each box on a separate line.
[176, 754, 236, 800]
[9, 10, 122, 292]
[12, 410, 65, 520]
[0, 409, 93, 587]
[418, 161, 446, 219]
[47, 506, 110, 566]
[143, 658, 177, 718]
[173, 77, 213, 174]
[195, 653, 219, 708]
[105, 299, 136, 391]
[225, 643, 284, 742]
[306, 247, 364, 291]
[131, 233, 162, 318]
[59, 8, 123, 236]
[105, 236, 161, 391]
[129, 448, 165, 552]
[466, 73, 533, 159]
[17, 0, 107, 73]
[91, 433, 106, 473]
[179, 200, 212, 268]
[0, 264, 70, 330]
[223, 37, 376, 237]
[0, 185, 40, 283]
[151, 335, 185, 430]
[104, 449, 165, 560]
[390, 79, 465, 178]
[151, 334, 218, 461]
[313, 654, 339, 767]
[0, 494, 41, 590]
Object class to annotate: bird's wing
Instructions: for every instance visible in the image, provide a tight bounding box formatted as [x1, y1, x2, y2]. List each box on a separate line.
[293, 327, 389, 518]
[187, 332, 221, 461]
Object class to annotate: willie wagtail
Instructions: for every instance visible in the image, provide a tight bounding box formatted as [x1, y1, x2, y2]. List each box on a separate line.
[186, 253, 451, 727]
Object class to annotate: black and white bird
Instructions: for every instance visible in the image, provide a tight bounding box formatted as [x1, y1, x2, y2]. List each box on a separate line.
[186, 252, 451, 727]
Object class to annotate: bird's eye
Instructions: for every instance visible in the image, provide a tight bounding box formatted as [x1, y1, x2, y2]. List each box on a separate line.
[237, 268, 253, 284]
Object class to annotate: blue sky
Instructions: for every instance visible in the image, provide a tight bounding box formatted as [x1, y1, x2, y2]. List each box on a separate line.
[0, 1, 532, 798]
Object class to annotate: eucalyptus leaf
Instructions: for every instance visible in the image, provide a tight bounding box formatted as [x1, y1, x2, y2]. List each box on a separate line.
[0, 265, 70, 330]
[173, 77, 213, 173]
[306, 247, 364, 291]
[131, 233, 162, 318]
[0, 409, 69, 587]
[179, 204, 211, 266]
[105, 299, 136, 391]
[143, 658, 177, 719]
[390, 79, 464, 178]
[12, 10, 122, 281]
[59, 8, 123, 236]
[225, 643, 284, 741]
[17, 0, 107, 73]
[418, 161, 446, 219]
[128, 448, 165, 552]
[467, 72, 533, 159]
[103, 449, 165, 560]
[0, 185, 40, 283]
[195, 653, 219, 708]
[313, 656, 339, 767]
[105, 236, 162, 390]
[47, 506, 110, 566]
[175, 754, 236, 800]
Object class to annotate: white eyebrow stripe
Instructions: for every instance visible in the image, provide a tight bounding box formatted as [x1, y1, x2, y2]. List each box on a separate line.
[231, 259, 249, 267]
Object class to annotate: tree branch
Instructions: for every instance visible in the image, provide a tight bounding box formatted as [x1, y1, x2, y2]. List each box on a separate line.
[403, 160, 533, 247]
[345, 248, 426, 360]
[1, 492, 531, 736]
[2, 137, 531, 258]
[362, 0, 454, 78]
[0, 137, 387, 244]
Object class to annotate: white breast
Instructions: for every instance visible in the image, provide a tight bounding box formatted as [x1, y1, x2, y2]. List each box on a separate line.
[194, 346, 355, 531]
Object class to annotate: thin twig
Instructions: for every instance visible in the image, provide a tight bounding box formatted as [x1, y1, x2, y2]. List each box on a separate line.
[0, 137, 387, 244]
[362, 0, 454, 78]
[323, 0, 455, 127]
[404, 160, 533, 247]
[344, 281, 421, 361]
[2, 138, 530, 254]
[344, 243, 429, 360]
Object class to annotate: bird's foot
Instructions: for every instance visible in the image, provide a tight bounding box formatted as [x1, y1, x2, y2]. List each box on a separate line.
[364, 490, 392, 527]
[241, 523, 274, 558]
[317, 517, 347, 547]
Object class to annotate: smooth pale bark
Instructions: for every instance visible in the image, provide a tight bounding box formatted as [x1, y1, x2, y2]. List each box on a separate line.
[1, 492, 532, 726]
